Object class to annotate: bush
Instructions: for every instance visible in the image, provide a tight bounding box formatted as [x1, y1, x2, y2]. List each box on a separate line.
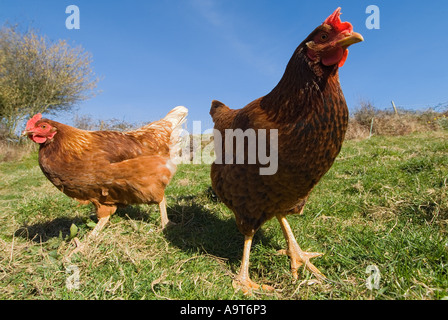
[346, 101, 447, 140]
[0, 24, 99, 138]
[0, 139, 36, 162]
[73, 114, 137, 132]
[353, 100, 377, 127]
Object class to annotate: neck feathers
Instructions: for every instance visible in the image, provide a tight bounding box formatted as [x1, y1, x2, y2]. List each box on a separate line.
[40, 121, 91, 157]
[260, 47, 341, 122]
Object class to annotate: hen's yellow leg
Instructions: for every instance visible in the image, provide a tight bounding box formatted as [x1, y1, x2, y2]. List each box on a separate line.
[67, 204, 115, 258]
[159, 196, 169, 229]
[233, 235, 274, 294]
[159, 196, 176, 229]
[89, 216, 110, 238]
[67, 216, 110, 257]
[276, 214, 326, 280]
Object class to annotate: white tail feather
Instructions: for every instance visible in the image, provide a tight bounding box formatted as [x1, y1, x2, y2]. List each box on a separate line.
[164, 106, 188, 165]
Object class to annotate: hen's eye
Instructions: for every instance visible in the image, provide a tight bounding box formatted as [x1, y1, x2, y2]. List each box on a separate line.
[320, 33, 329, 41]
[41, 125, 47, 129]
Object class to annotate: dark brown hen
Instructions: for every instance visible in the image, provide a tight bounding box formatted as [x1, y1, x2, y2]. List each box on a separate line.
[210, 8, 363, 293]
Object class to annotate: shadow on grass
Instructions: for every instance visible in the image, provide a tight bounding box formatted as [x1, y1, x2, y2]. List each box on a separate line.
[14, 216, 85, 243]
[13, 188, 275, 262]
[14, 201, 155, 243]
[162, 192, 274, 266]
[117, 192, 274, 266]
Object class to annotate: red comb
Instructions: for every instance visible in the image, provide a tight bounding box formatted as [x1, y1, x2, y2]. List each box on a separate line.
[323, 7, 353, 34]
[26, 113, 42, 130]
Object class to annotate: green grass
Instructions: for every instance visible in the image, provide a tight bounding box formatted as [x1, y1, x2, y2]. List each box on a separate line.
[0, 131, 447, 300]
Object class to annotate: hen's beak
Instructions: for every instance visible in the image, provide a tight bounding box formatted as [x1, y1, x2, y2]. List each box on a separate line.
[22, 129, 32, 137]
[337, 32, 364, 49]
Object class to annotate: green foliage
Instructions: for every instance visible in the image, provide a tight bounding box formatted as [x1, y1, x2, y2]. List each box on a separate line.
[69, 224, 78, 240]
[0, 132, 447, 300]
[436, 116, 448, 130]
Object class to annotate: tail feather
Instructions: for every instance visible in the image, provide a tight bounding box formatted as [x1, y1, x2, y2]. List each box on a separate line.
[163, 106, 188, 131]
[163, 106, 188, 165]
[209, 100, 238, 134]
[129, 106, 188, 165]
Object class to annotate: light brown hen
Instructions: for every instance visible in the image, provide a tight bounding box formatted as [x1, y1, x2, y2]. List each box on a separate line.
[23, 106, 188, 239]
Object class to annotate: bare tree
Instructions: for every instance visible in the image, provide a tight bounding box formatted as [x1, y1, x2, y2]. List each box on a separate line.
[0, 25, 99, 137]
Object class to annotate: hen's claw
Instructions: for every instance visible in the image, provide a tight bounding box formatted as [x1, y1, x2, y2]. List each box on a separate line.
[233, 235, 275, 295]
[277, 214, 326, 281]
[232, 277, 274, 295]
[65, 216, 110, 258]
[66, 237, 84, 258]
[290, 249, 325, 280]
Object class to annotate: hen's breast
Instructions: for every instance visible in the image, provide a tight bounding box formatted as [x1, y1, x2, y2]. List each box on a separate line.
[38, 147, 106, 199]
[276, 94, 348, 197]
[211, 76, 349, 235]
[219, 95, 347, 214]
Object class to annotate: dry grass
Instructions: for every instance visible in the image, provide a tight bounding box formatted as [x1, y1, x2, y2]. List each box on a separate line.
[0, 139, 37, 162]
[346, 103, 448, 140]
[345, 120, 370, 140]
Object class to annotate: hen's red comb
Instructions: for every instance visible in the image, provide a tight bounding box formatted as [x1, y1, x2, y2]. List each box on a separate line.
[26, 113, 42, 130]
[323, 7, 353, 34]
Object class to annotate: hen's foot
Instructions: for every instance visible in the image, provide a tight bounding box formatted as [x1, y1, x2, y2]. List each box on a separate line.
[232, 276, 274, 295]
[66, 237, 84, 258]
[161, 220, 176, 230]
[280, 247, 326, 280]
[65, 216, 110, 258]
[233, 235, 275, 295]
[276, 215, 326, 281]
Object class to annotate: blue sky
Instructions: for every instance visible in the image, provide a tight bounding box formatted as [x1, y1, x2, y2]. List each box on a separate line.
[1, 0, 447, 131]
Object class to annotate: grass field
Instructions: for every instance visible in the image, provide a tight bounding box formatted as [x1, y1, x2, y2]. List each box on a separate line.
[0, 131, 447, 300]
